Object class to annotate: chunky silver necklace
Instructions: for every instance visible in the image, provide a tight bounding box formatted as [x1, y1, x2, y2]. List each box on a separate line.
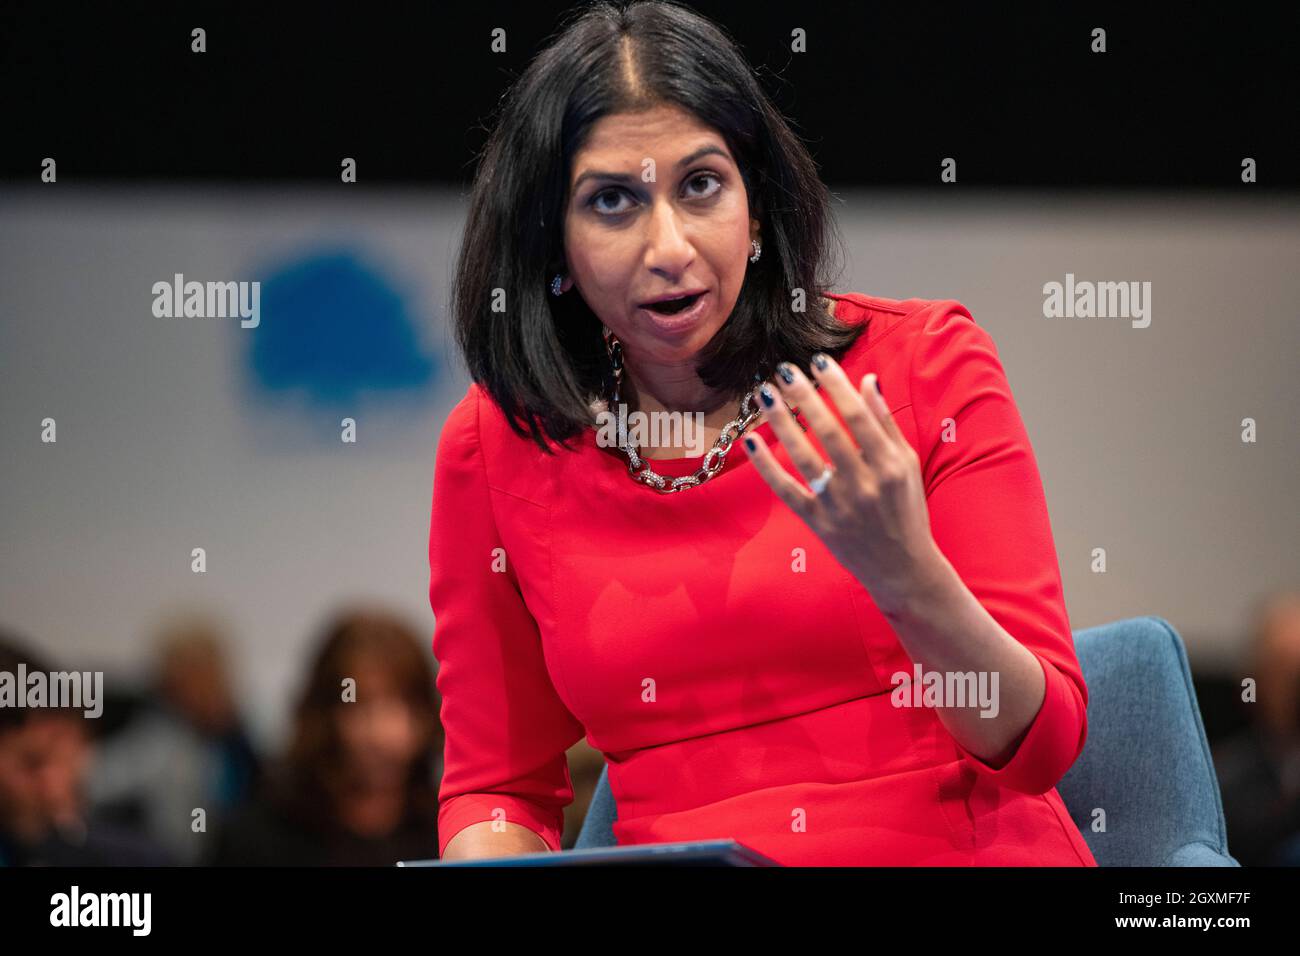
[602, 326, 764, 493]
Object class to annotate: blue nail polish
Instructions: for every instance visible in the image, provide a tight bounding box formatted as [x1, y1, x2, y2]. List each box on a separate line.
[759, 383, 776, 407]
[744, 436, 757, 451]
[811, 353, 828, 371]
[776, 362, 795, 385]
[874, 376, 883, 396]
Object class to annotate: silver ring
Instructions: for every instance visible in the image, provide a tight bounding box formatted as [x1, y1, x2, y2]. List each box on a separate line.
[808, 464, 835, 495]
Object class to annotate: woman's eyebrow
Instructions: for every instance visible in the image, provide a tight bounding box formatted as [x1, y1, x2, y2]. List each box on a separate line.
[571, 144, 730, 192]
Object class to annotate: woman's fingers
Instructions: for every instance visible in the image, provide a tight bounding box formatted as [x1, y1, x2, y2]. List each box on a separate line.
[747, 355, 909, 510]
[752, 381, 834, 492]
[770, 362, 868, 480]
[806, 355, 891, 465]
[742, 428, 817, 514]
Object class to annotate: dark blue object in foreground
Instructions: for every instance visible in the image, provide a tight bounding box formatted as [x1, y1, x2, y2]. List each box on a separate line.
[396, 839, 780, 867]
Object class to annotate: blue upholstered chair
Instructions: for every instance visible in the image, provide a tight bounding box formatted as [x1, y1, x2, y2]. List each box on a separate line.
[574, 616, 1240, 866]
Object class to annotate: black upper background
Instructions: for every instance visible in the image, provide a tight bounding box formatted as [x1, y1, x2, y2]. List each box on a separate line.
[0, 1, 1296, 189]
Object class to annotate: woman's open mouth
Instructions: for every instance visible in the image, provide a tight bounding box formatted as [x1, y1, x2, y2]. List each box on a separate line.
[638, 290, 709, 332]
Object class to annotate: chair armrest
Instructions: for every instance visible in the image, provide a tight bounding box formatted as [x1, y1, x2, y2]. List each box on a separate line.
[1163, 841, 1241, 867]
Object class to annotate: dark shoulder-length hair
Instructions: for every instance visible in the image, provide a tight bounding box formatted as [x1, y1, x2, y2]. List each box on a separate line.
[452, 0, 866, 453]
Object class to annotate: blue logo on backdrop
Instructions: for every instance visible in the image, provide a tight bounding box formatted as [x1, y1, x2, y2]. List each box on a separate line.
[246, 249, 438, 406]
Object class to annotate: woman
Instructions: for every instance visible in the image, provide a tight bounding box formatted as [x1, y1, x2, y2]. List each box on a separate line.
[210, 608, 442, 866]
[430, 0, 1096, 866]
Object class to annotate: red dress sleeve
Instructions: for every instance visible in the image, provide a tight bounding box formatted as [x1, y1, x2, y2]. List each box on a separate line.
[428, 385, 586, 855]
[908, 301, 1089, 795]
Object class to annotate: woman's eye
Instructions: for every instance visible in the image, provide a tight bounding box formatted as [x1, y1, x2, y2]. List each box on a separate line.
[684, 172, 722, 199]
[588, 173, 722, 217]
[591, 188, 633, 215]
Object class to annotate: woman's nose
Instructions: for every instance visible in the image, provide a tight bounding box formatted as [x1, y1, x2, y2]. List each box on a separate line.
[643, 200, 694, 272]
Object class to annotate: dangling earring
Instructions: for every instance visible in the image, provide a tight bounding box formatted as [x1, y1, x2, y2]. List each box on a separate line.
[749, 239, 762, 264]
[603, 325, 624, 404]
[550, 273, 565, 296]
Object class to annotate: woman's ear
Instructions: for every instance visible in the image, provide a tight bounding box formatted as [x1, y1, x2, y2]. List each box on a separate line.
[549, 265, 575, 294]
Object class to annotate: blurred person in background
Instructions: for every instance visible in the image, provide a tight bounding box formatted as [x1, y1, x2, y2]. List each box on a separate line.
[0, 632, 174, 866]
[87, 610, 262, 865]
[210, 607, 442, 865]
[1213, 588, 1300, 865]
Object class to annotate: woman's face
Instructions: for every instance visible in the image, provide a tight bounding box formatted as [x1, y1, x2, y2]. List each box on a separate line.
[562, 103, 758, 366]
[333, 659, 427, 788]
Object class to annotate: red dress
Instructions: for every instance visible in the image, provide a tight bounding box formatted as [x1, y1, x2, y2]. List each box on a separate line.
[428, 293, 1098, 866]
